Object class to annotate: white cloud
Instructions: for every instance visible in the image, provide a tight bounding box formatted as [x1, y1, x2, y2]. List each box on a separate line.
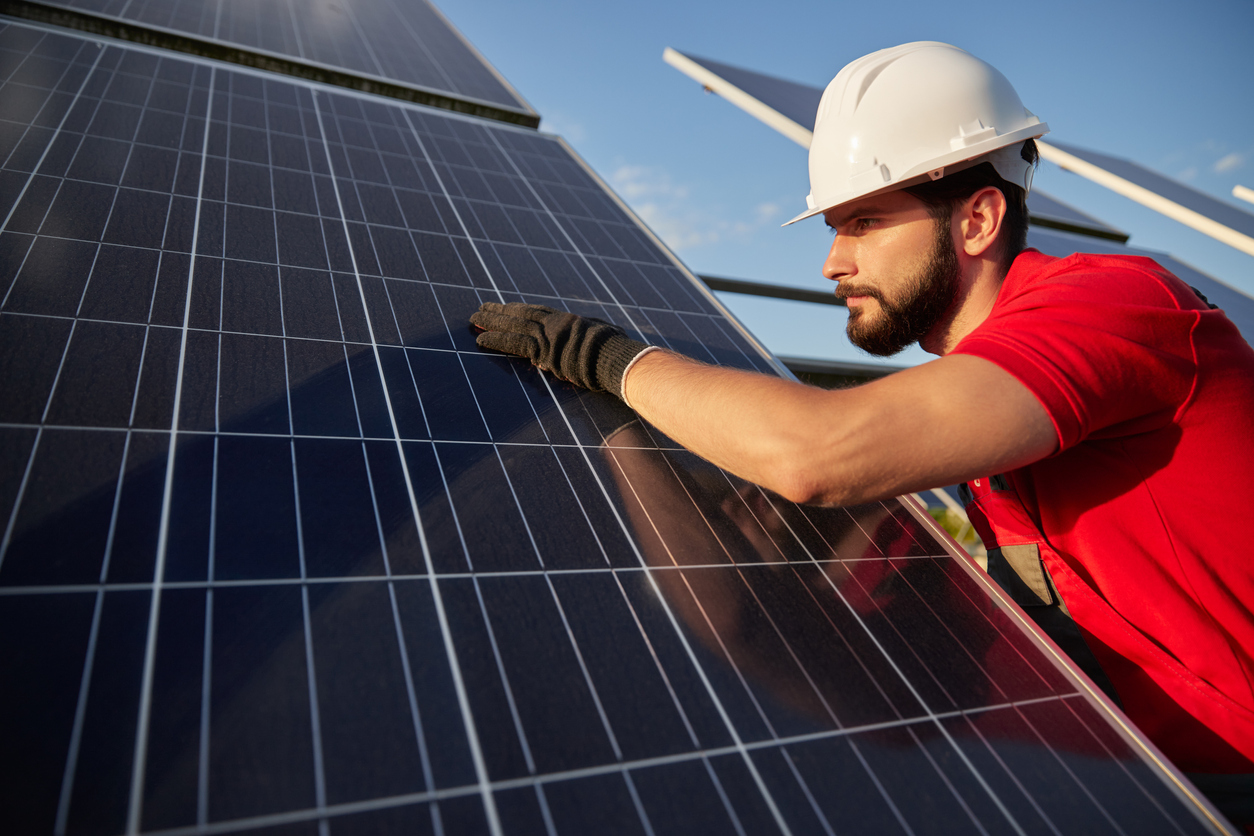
[608, 165, 781, 252]
[1214, 153, 1245, 174]
[754, 202, 781, 223]
[1177, 166, 1198, 182]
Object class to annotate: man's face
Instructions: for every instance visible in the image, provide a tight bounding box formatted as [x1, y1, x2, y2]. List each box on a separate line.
[822, 191, 961, 356]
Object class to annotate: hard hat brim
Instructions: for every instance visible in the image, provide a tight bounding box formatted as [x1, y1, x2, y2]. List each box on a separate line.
[785, 123, 1049, 227]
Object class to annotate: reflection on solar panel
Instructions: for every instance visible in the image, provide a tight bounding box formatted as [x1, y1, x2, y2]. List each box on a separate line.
[0, 14, 1234, 836]
[8, 0, 538, 124]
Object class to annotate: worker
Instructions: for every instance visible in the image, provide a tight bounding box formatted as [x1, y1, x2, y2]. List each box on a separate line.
[470, 41, 1254, 820]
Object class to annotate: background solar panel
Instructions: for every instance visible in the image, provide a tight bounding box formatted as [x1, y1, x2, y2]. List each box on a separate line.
[1042, 140, 1254, 244]
[8, 0, 538, 122]
[664, 47, 1254, 345]
[0, 18, 1232, 836]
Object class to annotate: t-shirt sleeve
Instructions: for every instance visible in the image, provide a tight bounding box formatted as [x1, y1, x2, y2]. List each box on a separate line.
[952, 254, 1202, 452]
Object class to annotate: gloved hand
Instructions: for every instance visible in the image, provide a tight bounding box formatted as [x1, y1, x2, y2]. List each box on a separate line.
[470, 302, 651, 399]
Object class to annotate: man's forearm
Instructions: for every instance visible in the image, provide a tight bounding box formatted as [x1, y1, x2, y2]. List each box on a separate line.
[470, 302, 1057, 506]
[621, 349, 862, 504]
[622, 348, 1057, 507]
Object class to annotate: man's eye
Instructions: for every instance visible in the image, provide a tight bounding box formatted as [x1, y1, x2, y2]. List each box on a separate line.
[856, 218, 878, 230]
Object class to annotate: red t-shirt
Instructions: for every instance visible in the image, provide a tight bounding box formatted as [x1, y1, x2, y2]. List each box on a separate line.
[953, 249, 1254, 773]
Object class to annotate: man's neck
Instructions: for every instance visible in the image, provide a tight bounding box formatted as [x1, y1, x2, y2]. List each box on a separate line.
[923, 257, 1010, 356]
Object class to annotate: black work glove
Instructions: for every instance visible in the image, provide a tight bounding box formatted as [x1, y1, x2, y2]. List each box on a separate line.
[470, 302, 650, 399]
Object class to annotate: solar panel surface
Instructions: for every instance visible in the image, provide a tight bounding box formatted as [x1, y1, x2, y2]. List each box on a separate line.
[0, 16, 1234, 836]
[9, 0, 537, 122]
[1043, 140, 1254, 243]
[664, 49, 823, 140]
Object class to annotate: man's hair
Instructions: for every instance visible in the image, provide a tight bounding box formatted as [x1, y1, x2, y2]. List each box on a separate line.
[902, 139, 1039, 271]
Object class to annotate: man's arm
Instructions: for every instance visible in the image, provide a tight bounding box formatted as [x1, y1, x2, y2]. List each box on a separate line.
[469, 301, 1057, 506]
[622, 348, 1057, 506]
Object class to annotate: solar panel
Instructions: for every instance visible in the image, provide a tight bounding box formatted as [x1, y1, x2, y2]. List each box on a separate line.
[1025, 191, 1128, 243]
[0, 16, 1236, 836]
[1039, 140, 1254, 258]
[7, 0, 538, 125]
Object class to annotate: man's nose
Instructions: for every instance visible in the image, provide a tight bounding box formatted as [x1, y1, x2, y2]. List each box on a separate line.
[822, 235, 855, 283]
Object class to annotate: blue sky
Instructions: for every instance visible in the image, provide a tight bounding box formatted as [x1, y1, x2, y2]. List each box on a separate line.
[439, 0, 1254, 366]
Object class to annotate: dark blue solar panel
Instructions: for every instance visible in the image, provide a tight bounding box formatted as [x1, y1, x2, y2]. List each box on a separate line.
[671, 50, 823, 137]
[14, 0, 537, 119]
[1047, 140, 1254, 241]
[1026, 191, 1128, 241]
[0, 19, 1231, 836]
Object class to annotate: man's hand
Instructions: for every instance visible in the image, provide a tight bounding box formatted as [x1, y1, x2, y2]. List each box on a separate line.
[469, 302, 651, 399]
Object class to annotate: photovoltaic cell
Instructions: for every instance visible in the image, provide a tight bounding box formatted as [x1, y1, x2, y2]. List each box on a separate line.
[11, 0, 537, 121]
[0, 18, 1232, 836]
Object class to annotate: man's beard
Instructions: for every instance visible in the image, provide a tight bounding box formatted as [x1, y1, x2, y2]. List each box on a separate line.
[837, 219, 961, 356]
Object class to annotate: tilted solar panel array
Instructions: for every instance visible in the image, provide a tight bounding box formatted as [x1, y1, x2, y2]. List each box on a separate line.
[0, 11, 1233, 836]
[7, 0, 537, 123]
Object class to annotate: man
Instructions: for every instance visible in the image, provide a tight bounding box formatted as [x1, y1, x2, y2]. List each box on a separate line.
[470, 41, 1254, 805]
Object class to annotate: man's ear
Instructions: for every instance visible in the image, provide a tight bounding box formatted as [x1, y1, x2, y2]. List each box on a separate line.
[959, 186, 1008, 258]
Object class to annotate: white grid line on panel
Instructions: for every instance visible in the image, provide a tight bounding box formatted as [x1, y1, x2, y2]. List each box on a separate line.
[1011, 702, 1131, 836]
[279, 0, 308, 62]
[121, 692, 1079, 836]
[905, 723, 993, 836]
[468, 575, 542, 775]
[125, 61, 217, 836]
[53, 255, 163, 831]
[0, 550, 963, 597]
[529, 375, 795, 836]
[403, 112, 786, 836]
[763, 500, 1031, 836]
[0, 302, 751, 356]
[331, 88, 446, 826]
[53, 567, 112, 834]
[0, 52, 113, 574]
[309, 86, 504, 836]
[197, 434, 218, 827]
[1056, 696, 1192, 835]
[56, 479, 125, 818]
[620, 770, 659, 836]
[0, 35, 105, 237]
[954, 712, 1064, 836]
[773, 748, 837, 836]
[273, 71, 331, 833]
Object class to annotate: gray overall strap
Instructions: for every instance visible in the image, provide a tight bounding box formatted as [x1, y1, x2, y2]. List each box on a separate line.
[984, 543, 1122, 707]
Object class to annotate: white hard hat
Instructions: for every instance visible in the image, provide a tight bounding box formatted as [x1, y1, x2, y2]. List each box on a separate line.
[786, 41, 1049, 225]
